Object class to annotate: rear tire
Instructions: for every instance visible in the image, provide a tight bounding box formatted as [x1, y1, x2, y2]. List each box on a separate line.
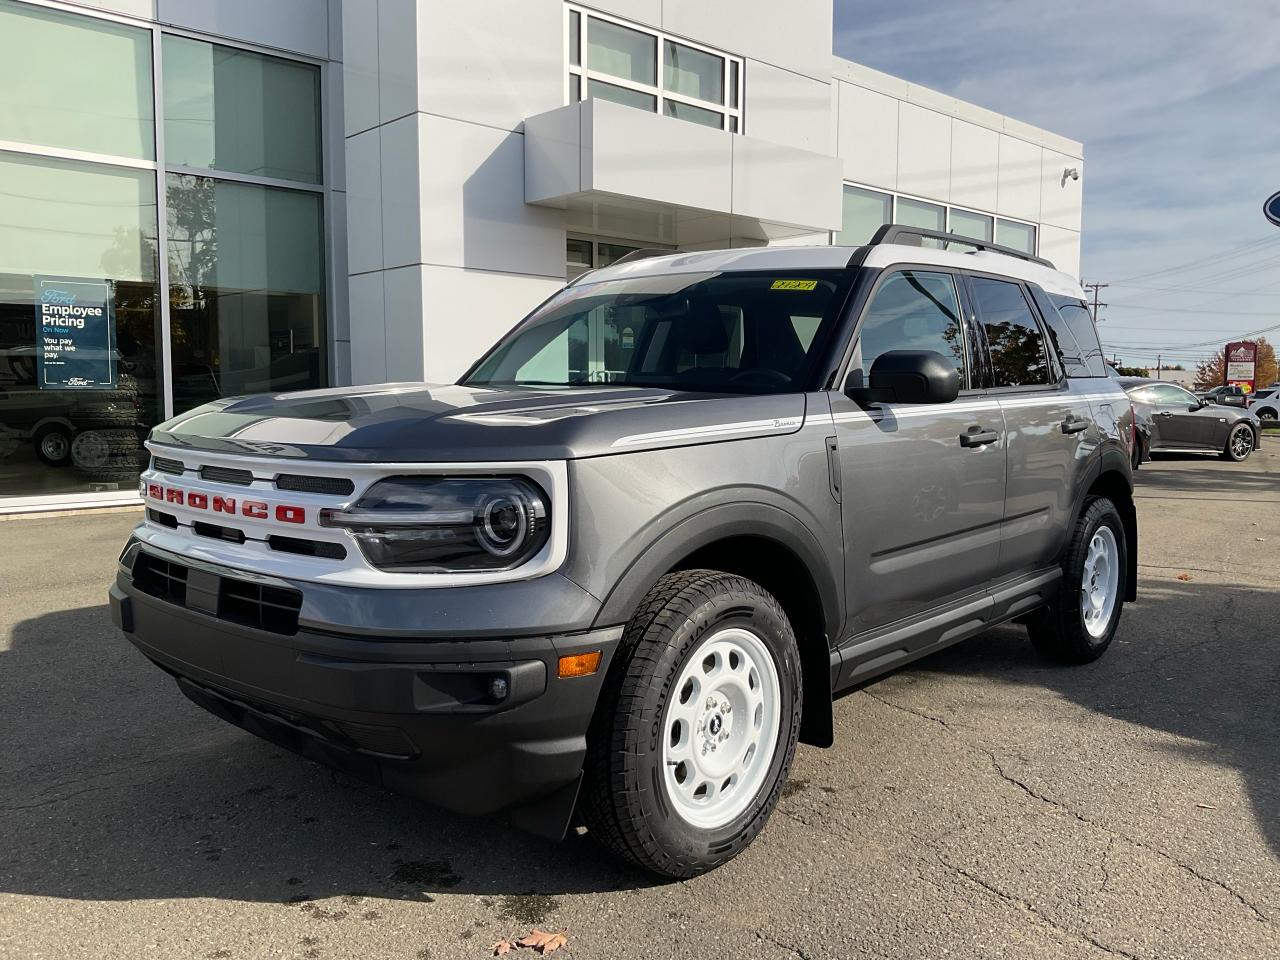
[580, 570, 803, 879]
[33, 425, 72, 466]
[1222, 423, 1254, 461]
[1026, 497, 1127, 664]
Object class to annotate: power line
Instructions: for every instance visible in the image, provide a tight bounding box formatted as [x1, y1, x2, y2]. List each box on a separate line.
[1111, 234, 1280, 283]
[1105, 304, 1280, 316]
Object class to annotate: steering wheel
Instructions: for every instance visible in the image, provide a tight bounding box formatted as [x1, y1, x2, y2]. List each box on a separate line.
[729, 368, 792, 387]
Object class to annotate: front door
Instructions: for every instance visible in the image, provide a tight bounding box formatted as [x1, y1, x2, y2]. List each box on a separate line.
[1145, 382, 1214, 448]
[831, 268, 1005, 643]
[966, 274, 1094, 578]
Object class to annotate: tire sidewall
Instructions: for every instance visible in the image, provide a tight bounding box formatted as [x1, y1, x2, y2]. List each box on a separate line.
[1069, 501, 1126, 651]
[633, 583, 802, 871]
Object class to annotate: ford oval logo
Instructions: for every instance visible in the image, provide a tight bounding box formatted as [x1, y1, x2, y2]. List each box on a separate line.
[1266, 191, 1280, 228]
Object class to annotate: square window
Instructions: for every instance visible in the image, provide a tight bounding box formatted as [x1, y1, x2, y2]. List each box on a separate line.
[664, 40, 723, 105]
[663, 99, 723, 129]
[587, 18, 656, 85]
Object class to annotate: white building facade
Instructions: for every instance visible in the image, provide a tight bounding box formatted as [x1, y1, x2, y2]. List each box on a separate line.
[0, 0, 1083, 511]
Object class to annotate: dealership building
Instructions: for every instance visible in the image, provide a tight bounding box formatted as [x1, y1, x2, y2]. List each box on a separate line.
[0, 0, 1084, 513]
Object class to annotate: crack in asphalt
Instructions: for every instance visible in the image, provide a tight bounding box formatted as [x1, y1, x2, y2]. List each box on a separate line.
[862, 688, 1277, 927]
[936, 853, 1144, 960]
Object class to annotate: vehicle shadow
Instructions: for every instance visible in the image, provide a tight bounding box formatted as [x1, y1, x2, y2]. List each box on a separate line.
[905, 577, 1280, 858]
[0, 604, 656, 907]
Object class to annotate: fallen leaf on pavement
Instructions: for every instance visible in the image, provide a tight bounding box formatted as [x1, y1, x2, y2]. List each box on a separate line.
[517, 928, 569, 954]
[1196, 803, 1218, 810]
[492, 938, 517, 956]
[1175, 573, 1192, 581]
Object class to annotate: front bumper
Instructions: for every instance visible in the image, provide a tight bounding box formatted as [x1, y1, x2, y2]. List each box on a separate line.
[110, 540, 621, 835]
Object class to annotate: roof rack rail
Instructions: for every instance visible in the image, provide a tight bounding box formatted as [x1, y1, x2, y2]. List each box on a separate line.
[865, 224, 1055, 269]
[568, 247, 676, 285]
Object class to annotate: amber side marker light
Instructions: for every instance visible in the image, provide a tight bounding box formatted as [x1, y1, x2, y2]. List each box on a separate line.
[558, 651, 602, 678]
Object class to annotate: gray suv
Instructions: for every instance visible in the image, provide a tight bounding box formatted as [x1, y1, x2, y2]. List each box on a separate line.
[110, 227, 1136, 878]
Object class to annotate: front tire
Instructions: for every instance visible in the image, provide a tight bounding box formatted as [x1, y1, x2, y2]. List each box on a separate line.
[580, 570, 803, 878]
[1222, 423, 1254, 461]
[1026, 497, 1127, 664]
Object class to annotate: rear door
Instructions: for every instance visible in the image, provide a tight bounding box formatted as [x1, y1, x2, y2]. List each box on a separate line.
[830, 266, 1005, 640]
[965, 274, 1094, 580]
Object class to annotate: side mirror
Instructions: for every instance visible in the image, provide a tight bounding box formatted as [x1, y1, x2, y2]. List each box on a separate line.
[845, 350, 960, 405]
[1189, 402, 1203, 412]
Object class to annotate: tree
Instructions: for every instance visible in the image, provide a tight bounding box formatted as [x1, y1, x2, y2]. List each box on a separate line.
[1114, 365, 1149, 377]
[1195, 337, 1277, 389]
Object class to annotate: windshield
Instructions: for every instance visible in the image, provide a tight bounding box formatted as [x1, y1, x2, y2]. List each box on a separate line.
[463, 269, 852, 393]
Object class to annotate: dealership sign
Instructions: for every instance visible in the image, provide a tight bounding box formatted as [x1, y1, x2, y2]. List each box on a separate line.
[34, 276, 117, 389]
[1266, 191, 1280, 228]
[1224, 341, 1257, 392]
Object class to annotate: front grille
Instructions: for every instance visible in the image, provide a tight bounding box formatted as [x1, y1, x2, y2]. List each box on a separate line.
[219, 578, 302, 636]
[268, 535, 347, 560]
[193, 521, 246, 544]
[199, 465, 254, 486]
[152, 456, 185, 475]
[132, 553, 188, 605]
[275, 474, 356, 496]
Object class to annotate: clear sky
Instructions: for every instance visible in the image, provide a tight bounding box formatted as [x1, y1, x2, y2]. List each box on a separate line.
[833, 0, 1280, 371]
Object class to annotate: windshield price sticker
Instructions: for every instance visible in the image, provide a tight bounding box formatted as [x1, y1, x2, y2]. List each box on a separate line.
[770, 279, 818, 291]
[34, 276, 116, 390]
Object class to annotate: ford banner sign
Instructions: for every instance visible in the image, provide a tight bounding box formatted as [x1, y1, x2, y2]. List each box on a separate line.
[34, 276, 117, 390]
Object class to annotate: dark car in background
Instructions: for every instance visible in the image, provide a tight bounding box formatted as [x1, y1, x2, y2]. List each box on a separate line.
[1197, 384, 1249, 407]
[1121, 378, 1260, 464]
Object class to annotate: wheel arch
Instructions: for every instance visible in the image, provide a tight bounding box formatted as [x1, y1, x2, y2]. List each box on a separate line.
[593, 503, 840, 748]
[1082, 460, 1137, 603]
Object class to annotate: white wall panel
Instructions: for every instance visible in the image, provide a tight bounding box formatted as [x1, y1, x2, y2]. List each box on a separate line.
[1038, 224, 1081, 279]
[376, 0, 417, 125]
[996, 134, 1042, 223]
[1040, 150, 1083, 232]
[415, 0, 562, 133]
[663, 0, 831, 82]
[348, 271, 387, 383]
[419, 114, 566, 278]
[420, 266, 562, 383]
[731, 137, 842, 231]
[896, 103, 951, 201]
[341, 0, 379, 136]
[743, 61, 831, 155]
[382, 265, 426, 382]
[836, 81, 898, 190]
[345, 128, 383, 274]
[328, 191, 350, 341]
[158, 0, 328, 57]
[379, 115, 422, 270]
[949, 119, 999, 212]
[324, 65, 347, 191]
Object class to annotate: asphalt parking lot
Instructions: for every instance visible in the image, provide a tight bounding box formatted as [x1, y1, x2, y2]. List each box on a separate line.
[2, 443, 1277, 960]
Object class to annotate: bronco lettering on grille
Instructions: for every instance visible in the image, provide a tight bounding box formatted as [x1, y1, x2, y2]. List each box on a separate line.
[146, 484, 306, 524]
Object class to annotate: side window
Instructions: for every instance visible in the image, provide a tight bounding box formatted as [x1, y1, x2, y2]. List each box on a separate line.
[1049, 294, 1108, 377]
[1028, 286, 1087, 378]
[853, 270, 966, 386]
[1149, 384, 1195, 406]
[970, 277, 1051, 388]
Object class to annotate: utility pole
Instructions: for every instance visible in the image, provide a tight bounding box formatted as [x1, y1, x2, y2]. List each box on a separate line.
[1083, 282, 1109, 324]
[1156, 353, 1161, 380]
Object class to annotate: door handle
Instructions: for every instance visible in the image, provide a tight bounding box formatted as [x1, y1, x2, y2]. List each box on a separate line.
[959, 426, 1000, 447]
[1060, 416, 1089, 434]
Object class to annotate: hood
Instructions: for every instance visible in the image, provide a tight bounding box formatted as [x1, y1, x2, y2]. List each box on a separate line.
[148, 383, 808, 462]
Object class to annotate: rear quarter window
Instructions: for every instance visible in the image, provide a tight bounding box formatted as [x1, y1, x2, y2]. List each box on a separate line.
[1048, 293, 1108, 377]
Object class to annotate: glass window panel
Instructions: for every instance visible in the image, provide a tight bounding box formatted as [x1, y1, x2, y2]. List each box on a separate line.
[664, 40, 724, 104]
[663, 99, 723, 129]
[949, 208, 993, 242]
[566, 237, 593, 281]
[729, 116, 739, 134]
[996, 219, 1037, 255]
[569, 73, 581, 102]
[0, 0, 154, 160]
[969, 277, 1049, 387]
[587, 18, 656, 85]
[854, 271, 966, 385]
[0, 152, 161, 497]
[729, 61, 739, 109]
[1049, 294, 1108, 376]
[163, 35, 322, 184]
[166, 174, 325, 412]
[836, 186, 893, 245]
[895, 198, 947, 249]
[587, 79, 657, 112]
[569, 10, 581, 66]
[596, 242, 642, 267]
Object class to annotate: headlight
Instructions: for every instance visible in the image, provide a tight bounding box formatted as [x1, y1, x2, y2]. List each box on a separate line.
[319, 476, 550, 572]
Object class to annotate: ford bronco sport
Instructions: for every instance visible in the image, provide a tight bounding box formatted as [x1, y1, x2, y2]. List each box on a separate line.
[111, 226, 1137, 878]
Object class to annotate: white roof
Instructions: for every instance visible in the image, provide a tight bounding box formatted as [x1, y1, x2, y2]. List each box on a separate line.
[585, 243, 1086, 301]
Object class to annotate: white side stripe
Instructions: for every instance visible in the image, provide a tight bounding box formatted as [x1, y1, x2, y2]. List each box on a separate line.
[611, 416, 803, 448]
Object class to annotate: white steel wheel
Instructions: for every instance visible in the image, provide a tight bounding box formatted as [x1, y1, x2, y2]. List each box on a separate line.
[1079, 525, 1120, 639]
[662, 626, 781, 830]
